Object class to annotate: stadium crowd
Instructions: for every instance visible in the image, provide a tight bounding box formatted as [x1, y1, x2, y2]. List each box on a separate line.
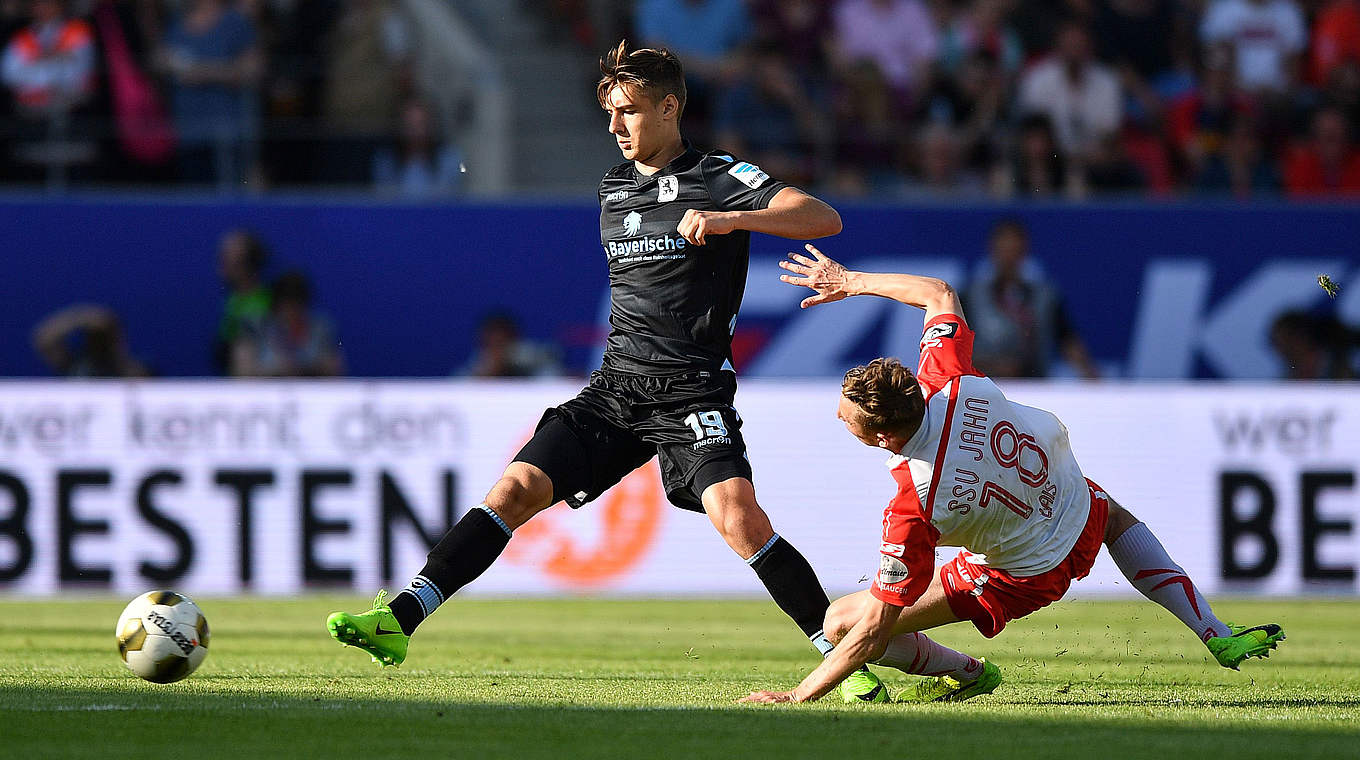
[551, 0, 1360, 198]
[0, 0, 461, 194]
[4, 0, 1359, 198]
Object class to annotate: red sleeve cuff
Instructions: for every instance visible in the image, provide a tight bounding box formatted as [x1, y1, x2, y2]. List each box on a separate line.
[869, 583, 912, 608]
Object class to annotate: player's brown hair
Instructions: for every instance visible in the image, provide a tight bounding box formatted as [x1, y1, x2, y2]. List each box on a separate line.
[597, 40, 687, 116]
[841, 358, 926, 436]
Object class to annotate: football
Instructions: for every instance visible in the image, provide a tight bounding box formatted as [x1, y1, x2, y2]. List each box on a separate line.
[115, 590, 210, 683]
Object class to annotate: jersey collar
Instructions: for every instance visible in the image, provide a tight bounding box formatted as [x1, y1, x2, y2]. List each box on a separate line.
[631, 139, 700, 182]
[884, 404, 932, 466]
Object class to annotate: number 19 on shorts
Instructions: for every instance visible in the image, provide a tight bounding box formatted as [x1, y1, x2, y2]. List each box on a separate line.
[684, 410, 729, 440]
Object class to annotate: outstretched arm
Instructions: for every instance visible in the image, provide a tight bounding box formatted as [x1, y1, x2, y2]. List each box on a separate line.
[678, 187, 841, 246]
[779, 243, 966, 324]
[741, 597, 902, 703]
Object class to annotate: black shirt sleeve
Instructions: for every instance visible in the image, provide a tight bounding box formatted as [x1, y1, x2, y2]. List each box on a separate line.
[699, 153, 789, 211]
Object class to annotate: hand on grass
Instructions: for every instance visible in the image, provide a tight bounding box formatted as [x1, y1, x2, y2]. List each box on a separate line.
[739, 690, 795, 704]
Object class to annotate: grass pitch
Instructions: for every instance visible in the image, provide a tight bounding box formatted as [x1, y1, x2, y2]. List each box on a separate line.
[2, 597, 1356, 759]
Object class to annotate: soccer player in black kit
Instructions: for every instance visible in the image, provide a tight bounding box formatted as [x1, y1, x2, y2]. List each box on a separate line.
[327, 41, 889, 703]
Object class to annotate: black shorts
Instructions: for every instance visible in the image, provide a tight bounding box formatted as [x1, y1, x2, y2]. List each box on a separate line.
[513, 369, 751, 512]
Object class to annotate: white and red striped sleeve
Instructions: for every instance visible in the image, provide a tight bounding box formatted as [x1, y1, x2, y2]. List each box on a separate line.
[870, 463, 940, 607]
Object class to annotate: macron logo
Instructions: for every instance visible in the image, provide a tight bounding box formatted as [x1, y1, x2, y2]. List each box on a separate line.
[623, 211, 641, 236]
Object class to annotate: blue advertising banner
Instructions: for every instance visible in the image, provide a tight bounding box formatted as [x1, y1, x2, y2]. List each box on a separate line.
[2, 197, 1356, 378]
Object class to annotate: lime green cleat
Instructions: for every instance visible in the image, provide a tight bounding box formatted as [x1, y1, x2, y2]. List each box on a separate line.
[326, 590, 410, 667]
[839, 666, 890, 703]
[905, 658, 1002, 703]
[1206, 623, 1285, 670]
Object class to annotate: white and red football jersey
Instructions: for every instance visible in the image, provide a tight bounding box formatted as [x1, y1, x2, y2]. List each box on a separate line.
[870, 314, 1093, 607]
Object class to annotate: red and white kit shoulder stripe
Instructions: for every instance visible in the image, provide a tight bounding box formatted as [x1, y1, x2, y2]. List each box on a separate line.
[870, 315, 1093, 608]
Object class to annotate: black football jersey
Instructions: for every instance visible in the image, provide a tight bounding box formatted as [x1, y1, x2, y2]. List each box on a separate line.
[597, 144, 788, 374]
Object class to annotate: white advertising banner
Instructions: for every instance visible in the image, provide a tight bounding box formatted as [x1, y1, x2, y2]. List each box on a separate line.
[0, 381, 1354, 598]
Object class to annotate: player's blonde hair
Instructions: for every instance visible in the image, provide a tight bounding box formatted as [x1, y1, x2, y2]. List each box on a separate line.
[596, 40, 687, 116]
[841, 358, 925, 436]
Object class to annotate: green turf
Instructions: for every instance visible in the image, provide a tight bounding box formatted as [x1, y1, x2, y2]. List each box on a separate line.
[2, 597, 1355, 758]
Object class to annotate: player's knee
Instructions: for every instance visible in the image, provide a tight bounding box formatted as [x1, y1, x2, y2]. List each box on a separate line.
[486, 463, 554, 529]
[823, 598, 858, 644]
[1103, 500, 1141, 545]
[718, 506, 773, 557]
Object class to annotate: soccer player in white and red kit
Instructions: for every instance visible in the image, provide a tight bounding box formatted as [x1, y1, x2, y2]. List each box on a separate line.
[742, 244, 1285, 704]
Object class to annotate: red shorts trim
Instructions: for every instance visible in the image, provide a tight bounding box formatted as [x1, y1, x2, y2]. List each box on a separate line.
[940, 479, 1110, 638]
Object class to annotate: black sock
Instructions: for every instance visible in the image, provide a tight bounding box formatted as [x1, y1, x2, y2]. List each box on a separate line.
[747, 534, 832, 643]
[388, 506, 513, 634]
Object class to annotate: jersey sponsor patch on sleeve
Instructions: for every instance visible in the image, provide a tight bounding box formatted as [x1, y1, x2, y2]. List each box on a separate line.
[878, 554, 910, 586]
[727, 161, 769, 189]
[923, 322, 958, 344]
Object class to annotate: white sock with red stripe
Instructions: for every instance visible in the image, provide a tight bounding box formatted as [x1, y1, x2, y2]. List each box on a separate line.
[1109, 522, 1231, 641]
[873, 632, 983, 681]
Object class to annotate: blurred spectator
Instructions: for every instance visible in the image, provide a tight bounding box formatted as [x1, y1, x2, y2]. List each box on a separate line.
[1312, 0, 1360, 86]
[461, 311, 562, 378]
[91, 0, 176, 175]
[1008, 0, 1067, 57]
[1283, 105, 1360, 196]
[216, 228, 271, 375]
[635, 0, 749, 132]
[321, 0, 412, 183]
[1199, 0, 1305, 94]
[1094, 0, 1176, 84]
[2, 0, 95, 113]
[636, 0, 750, 73]
[750, 0, 832, 74]
[160, 0, 262, 186]
[33, 303, 150, 377]
[828, 0, 938, 187]
[963, 219, 1100, 379]
[713, 41, 830, 187]
[1269, 310, 1354, 379]
[903, 120, 986, 195]
[922, 50, 1006, 171]
[1322, 60, 1360, 131]
[233, 270, 343, 377]
[1167, 49, 1258, 173]
[1, 0, 98, 180]
[990, 113, 1079, 197]
[1083, 132, 1145, 192]
[1195, 114, 1280, 196]
[1092, 0, 1180, 125]
[372, 97, 463, 198]
[937, 0, 1022, 77]
[832, 0, 938, 95]
[1017, 20, 1123, 160]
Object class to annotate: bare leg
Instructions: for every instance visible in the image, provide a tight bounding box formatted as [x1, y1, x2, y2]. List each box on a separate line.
[702, 477, 832, 651]
[823, 578, 981, 680]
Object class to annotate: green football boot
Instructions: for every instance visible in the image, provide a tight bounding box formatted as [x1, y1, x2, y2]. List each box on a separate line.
[1206, 623, 1285, 670]
[839, 665, 890, 703]
[905, 658, 1002, 703]
[326, 590, 410, 667]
